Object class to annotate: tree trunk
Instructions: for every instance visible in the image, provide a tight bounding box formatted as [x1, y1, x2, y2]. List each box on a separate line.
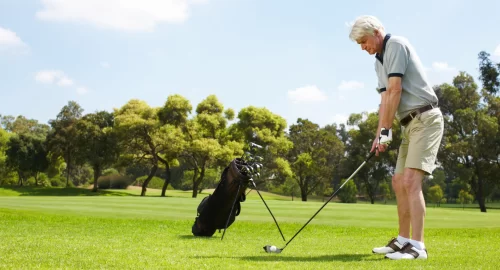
[34, 172, 39, 186]
[92, 165, 101, 192]
[192, 166, 206, 198]
[477, 177, 487, 212]
[66, 153, 71, 187]
[141, 165, 158, 196]
[17, 171, 23, 186]
[300, 179, 308, 201]
[161, 161, 171, 197]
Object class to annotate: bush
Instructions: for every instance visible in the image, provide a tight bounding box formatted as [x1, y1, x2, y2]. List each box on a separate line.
[50, 176, 65, 187]
[97, 174, 133, 189]
[338, 179, 357, 203]
[133, 175, 174, 190]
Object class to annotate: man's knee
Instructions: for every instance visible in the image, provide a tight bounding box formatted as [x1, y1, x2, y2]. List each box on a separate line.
[402, 168, 425, 193]
[392, 173, 405, 193]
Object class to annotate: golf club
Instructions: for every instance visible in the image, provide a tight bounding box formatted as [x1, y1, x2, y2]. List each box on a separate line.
[263, 149, 377, 254]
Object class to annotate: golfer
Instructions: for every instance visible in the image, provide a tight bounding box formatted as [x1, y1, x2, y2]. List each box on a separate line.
[348, 15, 444, 260]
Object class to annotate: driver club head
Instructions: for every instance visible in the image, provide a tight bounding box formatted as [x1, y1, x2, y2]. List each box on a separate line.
[263, 245, 282, 254]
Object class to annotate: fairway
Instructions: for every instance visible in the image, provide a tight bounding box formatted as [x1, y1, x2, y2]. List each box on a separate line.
[1, 188, 499, 269]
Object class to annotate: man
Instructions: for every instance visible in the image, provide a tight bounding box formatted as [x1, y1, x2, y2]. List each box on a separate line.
[348, 15, 444, 260]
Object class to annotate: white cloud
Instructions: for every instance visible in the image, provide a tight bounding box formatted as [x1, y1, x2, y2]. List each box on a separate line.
[76, 87, 88, 95]
[0, 26, 28, 51]
[338, 80, 365, 91]
[431, 62, 455, 72]
[288, 85, 328, 104]
[100, 61, 110, 68]
[36, 0, 208, 32]
[336, 80, 365, 100]
[35, 70, 74, 87]
[332, 114, 348, 125]
[425, 61, 457, 85]
[35, 69, 89, 95]
[494, 44, 500, 57]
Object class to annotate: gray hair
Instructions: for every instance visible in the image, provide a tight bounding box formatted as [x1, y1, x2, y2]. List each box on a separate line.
[348, 15, 385, 42]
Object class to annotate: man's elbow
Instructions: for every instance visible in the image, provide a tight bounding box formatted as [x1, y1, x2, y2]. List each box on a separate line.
[387, 77, 402, 95]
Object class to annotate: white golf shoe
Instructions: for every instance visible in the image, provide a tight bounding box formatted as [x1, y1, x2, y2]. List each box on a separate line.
[385, 242, 428, 260]
[372, 237, 405, 254]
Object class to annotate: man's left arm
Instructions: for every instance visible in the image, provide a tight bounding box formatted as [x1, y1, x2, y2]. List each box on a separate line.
[378, 41, 409, 146]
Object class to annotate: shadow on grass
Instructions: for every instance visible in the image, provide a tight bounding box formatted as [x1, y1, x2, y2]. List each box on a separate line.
[177, 234, 227, 241]
[193, 254, 375, 262]
[0, 186, 137, 197]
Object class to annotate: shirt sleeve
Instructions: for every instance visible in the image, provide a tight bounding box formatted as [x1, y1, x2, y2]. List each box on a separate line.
[385, 41, 409, 78]
[375, 63, 387, 94]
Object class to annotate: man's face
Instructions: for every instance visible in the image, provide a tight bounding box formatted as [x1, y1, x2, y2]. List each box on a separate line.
[356, 31, 382, 55]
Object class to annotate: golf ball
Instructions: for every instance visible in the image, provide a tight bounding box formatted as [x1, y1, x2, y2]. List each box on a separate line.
[270, 246, 276, 252]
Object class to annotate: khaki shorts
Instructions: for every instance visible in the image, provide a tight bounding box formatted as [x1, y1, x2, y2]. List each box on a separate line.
[395, 107, 444, 175]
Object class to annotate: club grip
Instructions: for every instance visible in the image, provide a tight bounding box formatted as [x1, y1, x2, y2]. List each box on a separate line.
[366, 150, 376, 161]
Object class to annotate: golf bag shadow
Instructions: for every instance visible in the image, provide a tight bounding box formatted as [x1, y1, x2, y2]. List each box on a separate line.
[191, 158, 252, 237]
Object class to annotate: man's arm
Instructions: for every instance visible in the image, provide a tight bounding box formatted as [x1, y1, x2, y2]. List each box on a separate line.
[380, 77, 402, 129]
[377, 41, 408, 148]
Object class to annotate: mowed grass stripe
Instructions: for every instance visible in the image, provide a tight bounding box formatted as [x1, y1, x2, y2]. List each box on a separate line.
[0, 207, 499, 270]
[1, 195, 499, 229]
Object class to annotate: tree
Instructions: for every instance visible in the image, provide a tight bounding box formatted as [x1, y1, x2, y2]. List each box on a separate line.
[338, 178, 357, 203]
[343, 111, 401, 204]
[46, 101, 84, 187]
[428, 185, 444, 207]
[113, 99, 163, 196]
[231, 106, 293, 189]
[157, 94, 191, 197]
[5, 134, 49, 186]
[286, 118, 344, 201]
[1, 115, 50, 139]
[457, 189, 474, 209]
[180, 95, 244, 198]
[75, 111, 120, 192]
[435, 71, 499, 212]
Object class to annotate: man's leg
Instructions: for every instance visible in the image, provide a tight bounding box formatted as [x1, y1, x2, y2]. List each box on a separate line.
[403, 168, 426, 244]
[386, 108, 444, 260]
[392, 173, 411, 241]
[372, 138, 409, 254]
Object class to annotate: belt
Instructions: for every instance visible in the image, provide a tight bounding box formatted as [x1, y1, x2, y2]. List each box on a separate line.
[400, 104, 437, 126]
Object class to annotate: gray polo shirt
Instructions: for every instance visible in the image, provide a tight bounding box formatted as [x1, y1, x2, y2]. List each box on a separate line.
[375, 34, 438, 121]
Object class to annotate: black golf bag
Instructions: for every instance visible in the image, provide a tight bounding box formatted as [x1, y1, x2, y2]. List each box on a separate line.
[191, 158, 252, 237]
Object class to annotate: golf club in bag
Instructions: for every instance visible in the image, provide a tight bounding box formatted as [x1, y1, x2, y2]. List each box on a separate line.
[263, 149, 377, 253]
[192, 143, 286, 242]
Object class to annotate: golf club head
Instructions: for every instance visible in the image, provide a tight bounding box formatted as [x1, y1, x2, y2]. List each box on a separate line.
[255, 172, 260, 178]
[252, 164, 261, 173]
[254, 156, 264, 162]
[263, 245, 282, 254]
[250, 142, 263, 150]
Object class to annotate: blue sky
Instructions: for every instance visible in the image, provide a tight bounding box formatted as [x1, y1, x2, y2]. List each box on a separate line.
[1, 0, 499, 129]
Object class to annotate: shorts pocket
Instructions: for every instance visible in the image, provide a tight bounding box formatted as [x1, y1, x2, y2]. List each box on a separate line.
[417, 108, 442, 127]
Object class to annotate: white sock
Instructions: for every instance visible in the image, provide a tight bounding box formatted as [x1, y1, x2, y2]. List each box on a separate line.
[410, 239, 425, 250]
[397, 235, 410, 244]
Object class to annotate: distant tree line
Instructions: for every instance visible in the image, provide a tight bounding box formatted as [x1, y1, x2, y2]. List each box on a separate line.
[0, 51, 499, 212]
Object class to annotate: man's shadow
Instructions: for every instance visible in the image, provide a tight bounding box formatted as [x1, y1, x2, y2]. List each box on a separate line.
[192, 254, 376, 262]
[240, 253, 374, 262]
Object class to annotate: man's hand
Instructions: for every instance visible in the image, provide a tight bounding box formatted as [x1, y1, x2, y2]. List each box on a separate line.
[372, 127, 392, 156]
[377, 127, 392, 154]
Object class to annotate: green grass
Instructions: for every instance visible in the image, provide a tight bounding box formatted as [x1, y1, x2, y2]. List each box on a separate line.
[0, 187, 499, 269]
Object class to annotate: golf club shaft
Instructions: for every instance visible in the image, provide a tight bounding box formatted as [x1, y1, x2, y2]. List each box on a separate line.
[251, 180, 287, 242]
[279, 150, 376, 251]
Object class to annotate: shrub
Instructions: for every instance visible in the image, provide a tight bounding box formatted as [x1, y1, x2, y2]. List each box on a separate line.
[97, 174, 133, 189]
[133, 175, 175, 190]
[338, 179, 357, 203]
[50, 176, 65, 187]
